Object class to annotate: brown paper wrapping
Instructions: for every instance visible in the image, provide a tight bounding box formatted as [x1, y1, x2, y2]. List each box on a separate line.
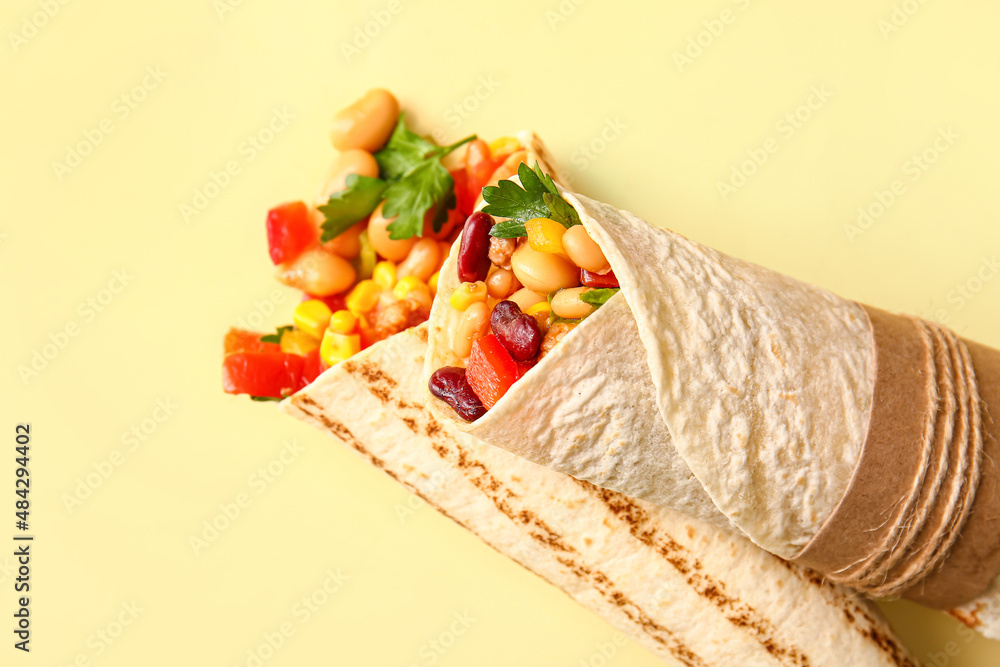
[793, 306, 1000, 609]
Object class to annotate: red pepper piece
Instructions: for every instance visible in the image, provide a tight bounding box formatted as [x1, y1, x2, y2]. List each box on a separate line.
[266, 201, 316, 265]
[222, 352, 305, 398]
[301, 348, 327, 385]
[450, 168, 475, 217]
[466, 333, 518, 409]
[465, 139, 499, 203]
[580, 268, 620, 288]
[224, 328, 282, 355]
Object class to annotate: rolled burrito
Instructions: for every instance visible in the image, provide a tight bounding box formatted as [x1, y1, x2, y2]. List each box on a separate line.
[423, 166, 1000, 618]
[282, 324, 919, 666]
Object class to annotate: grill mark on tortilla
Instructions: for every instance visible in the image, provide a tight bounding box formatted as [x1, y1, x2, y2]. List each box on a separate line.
[425, 434, 708, 667]
[771, 556, 916, 666]
[335, 372, 709, 667]
[578, 481, 811, 667]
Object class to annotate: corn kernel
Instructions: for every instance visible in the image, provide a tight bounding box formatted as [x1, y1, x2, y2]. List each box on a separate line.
[428, 271, 440, 295]
[293, 299, 333, 340]
[449, 281, 488, 311]
[329, 309, 358, 335]
[393, 275, 429, 300]
[281, 329, 320, 355]
[372, 261, 397, 290]
[346, 279, 380, 315]
[489, 136, 521, 159]
[320, 329, 361, 366]
[525, 218, 567, 257]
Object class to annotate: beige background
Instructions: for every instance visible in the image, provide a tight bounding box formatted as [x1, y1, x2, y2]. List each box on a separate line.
[3, 0, 1000, 664]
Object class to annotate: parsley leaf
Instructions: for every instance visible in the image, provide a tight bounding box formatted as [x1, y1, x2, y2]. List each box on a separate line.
[484, 162, 580, 237]
[490, 221, 529, 238]
[543, 192, 582, 228]
[382, 158, 454, 240]
[260, 325, 292, 344]
[318, 174, 387, 242]
[367, 114, 475, 239]
[580, 288, 620, 308]
[250, 395, 283, 402]
[374, 113, 438, 180]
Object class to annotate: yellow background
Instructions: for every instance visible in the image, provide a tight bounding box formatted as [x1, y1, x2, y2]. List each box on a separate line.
[3, 0, 1000, 664]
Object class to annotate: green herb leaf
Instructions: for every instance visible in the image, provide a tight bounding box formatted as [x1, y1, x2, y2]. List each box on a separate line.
[543, 192, 582, 228]
[318, 175, 387, 242]
[580, 288, 620, 308]
[250, 395, 283, 402]
[374, 113, 438, 180]
[382, 158, 454, 240]
[260, 325, 292, 344]
[483, 162, 579, 237]
[489, 221, 528, 238]
[483, 180, 550, 226]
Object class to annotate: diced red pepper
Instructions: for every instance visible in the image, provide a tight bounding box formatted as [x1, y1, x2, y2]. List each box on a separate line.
[267, 201, 316, 265]
[301, 347, 327, 385]
[222, 352, 305, 398]
[450, 168, 475, 217]
[466, 333, 518, 409]
[580, 268, 620, 288]
[224, 328, 282, 355]
[514, 358, 537, 381]
[465, 139, 499, 204]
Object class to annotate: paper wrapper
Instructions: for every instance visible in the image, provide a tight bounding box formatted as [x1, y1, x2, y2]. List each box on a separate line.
[423, 186, 1000, 625]
[281, 325, 918, 667]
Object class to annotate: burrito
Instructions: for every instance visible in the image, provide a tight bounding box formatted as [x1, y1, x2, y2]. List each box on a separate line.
[221, 90, 921, 662]
[423, 166, 1000, 627]
[281, 323, 918, 667]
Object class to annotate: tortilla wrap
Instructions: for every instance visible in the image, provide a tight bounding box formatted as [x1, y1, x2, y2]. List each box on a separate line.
[423, 183, 1000, 621]
[281, 325, 917, 666]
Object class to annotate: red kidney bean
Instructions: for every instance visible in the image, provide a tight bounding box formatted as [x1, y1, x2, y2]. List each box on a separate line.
[490, 300, 542, 361]
[457, 212, 494, 283]
[429, 366, 487, 421]
[580, 268, 619, 288]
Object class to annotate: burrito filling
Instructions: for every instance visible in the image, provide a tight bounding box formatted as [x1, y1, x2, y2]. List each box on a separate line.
[429, 164, 618, 420]
[222, 88, 534, 400]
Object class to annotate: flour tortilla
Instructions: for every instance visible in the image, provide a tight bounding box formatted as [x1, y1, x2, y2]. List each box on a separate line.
[281, 325, 918, 666]
[425, 184, 873, 558]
